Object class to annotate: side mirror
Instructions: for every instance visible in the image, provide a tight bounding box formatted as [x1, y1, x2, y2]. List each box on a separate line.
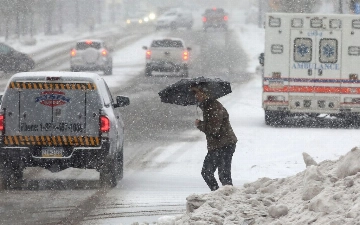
[258, 53, 264, 66]
[187, 47, 192, 51]
[142, 46, 148, 50]
[114, 96, 130, 108]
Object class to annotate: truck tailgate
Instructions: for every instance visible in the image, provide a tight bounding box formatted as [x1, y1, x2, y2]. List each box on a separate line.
[151, 47, 183, 63]
[3, 81, 100, 147]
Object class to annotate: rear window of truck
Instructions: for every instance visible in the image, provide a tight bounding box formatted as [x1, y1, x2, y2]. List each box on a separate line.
[76, 42, 102, 50]
[204, 8, 225, 16]
[151, 40, 183, 48]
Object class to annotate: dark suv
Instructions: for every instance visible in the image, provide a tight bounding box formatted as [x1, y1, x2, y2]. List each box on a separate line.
[0, 43, 35, 73]
[202, 8, 228, 31]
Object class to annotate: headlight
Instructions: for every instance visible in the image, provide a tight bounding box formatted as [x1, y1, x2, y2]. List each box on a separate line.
[149, 13, 156, 20]
[144, 17, 149, 22]
[126, 19, 131, 24]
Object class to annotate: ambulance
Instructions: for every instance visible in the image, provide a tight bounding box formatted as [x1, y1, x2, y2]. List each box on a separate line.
[263, 13, 360, 125]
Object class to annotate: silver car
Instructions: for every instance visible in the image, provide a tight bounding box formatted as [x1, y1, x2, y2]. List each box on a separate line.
[70, 40, 113, 75]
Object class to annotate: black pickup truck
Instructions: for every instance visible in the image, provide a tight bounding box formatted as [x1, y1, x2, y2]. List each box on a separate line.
[202, 8, 228, 31]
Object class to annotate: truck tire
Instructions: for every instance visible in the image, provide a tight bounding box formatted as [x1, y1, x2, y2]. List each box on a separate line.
[100, 157, 118, 188]
[265, 110, 285, 126]
[1, 160, 23, 190]
[70, 67, 79, 72]
[182, 66, 189, 77]
[145, 65, 152, 77]
[117, 150, 124, 180]
[104, 66, 112, 75]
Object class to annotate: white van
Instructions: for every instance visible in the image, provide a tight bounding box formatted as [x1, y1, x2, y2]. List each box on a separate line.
[0, 71, 130, 189]
[155, 9, 193, 30]
[262, 13, 360, 125]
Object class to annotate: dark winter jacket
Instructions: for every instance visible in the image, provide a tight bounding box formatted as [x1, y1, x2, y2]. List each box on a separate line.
[196, 99, 237, 151]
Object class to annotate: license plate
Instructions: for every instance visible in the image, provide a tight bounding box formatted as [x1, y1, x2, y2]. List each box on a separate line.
[42, 147, 63, 158]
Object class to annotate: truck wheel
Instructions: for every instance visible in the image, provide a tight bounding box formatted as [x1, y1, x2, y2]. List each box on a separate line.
[100, 157, 118, 188]
[1, 160, 23, 190]
[182, 66, 189, 77]
[70, 67, 79, 72]
[145, 65, 152, 77]
[265, 110, 285, 126]
[104, 66, 112, 75]
[117, 150, 124, 180]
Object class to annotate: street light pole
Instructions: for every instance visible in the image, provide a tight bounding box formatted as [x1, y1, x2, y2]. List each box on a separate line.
[258, 0, 262, 28]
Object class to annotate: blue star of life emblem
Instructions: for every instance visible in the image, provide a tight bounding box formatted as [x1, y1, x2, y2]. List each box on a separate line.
[322, 44, 335, 58]
[297, 44, 309, 57]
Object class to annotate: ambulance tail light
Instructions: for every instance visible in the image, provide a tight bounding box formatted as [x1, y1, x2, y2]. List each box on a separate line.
[100, 115, 110, 133]
[0, 114, 4, 133]
[272, 72, 281, 78]
[267, 95, 285, 102]
[146, 50, 151, 59]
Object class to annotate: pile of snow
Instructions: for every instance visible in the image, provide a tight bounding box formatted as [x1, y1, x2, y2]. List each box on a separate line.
[153, 147, 360, 225]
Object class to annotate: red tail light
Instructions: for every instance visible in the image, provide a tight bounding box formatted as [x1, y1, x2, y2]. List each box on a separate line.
[224, 15, 228, 21]
[202, 17, 207, 22]
[85, 40, 93, 45]
[101, 49, 108, 56]
[100, 116, 110, 132]
[70, 49, 76, 57]
[183, 51, 189, 60]
[0, 114, 4, 132]
[146, 50, 151, 59]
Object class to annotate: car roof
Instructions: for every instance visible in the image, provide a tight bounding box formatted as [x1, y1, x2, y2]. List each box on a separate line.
[76, 39, 104, 44]
[9, 71, 102, 83]
[155, 37, 184, 42]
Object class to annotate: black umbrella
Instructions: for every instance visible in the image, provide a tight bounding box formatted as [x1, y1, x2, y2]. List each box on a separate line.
[158, 76, 232, 106]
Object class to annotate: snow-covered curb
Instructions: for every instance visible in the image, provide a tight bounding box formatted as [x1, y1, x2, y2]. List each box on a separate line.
[157, 147, 360, 224]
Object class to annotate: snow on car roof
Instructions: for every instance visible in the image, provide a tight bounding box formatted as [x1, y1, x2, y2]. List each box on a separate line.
[76, 39, 104, 43]
[9, 71, 102, 82]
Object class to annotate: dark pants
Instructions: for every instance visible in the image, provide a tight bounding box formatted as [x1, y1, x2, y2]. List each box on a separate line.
[201, 144, 235, 191]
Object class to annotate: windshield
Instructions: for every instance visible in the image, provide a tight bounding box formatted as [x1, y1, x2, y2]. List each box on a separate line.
[76, 42, 102, 50]
[151, 40, 183, 47]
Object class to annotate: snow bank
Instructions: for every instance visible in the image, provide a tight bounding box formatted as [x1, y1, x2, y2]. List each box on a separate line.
[154, 147, 360, 225]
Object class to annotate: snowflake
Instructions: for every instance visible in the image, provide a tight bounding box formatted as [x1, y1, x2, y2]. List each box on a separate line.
[297, 44, 309, 57]
[322, 44, 335, 58]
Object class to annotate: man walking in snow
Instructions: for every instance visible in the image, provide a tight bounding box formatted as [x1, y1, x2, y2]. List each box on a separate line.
[191, 85, 238, 191]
